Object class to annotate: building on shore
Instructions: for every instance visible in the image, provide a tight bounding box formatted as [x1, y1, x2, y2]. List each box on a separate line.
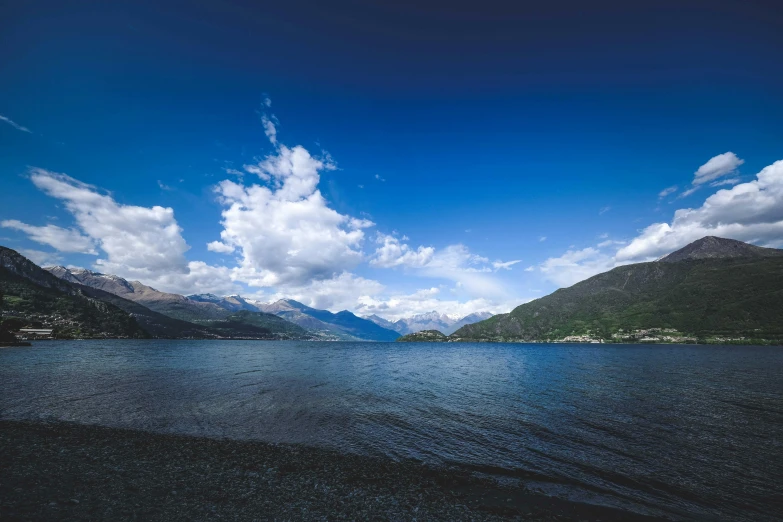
[15, 328, 54, 340]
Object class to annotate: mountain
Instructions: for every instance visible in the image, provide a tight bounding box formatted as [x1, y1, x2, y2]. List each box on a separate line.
[365, 311, 494, 335]
[201, 310, 314, 340]
[363, 314, 407, 334]
[188, 293, 261, 313]
[46, 267, 231, 322]
[453, 237, 783, 344]
[447, 312, 494, 334]
[259, 299, 400, 341]
[1, 247, 149, 339]
[658, 236, 783, 263]
[397, 311, 456, 335]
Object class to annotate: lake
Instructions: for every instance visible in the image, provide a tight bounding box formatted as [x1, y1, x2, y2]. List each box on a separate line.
[1, 340, 781, 521]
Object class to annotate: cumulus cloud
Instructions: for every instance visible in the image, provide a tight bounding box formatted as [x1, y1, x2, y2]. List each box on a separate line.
[1, 219, 96, 254]
[256, 272, 385, 312]
[20, 168, 236, 295]
[532, 158, 783, 287]
[209, 144, 373, 287]
[370, 233, 434, 268]
[0, 114, 32, 133]
[618, 159, 783, 260]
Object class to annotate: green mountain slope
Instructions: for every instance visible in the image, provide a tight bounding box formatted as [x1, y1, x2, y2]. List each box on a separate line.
[0, 247, 149, 339]
[72, 283, 219, 339]
[195, 310, 314, 340]
[45, 266, 231, 322]
[453, 238, 783, 344]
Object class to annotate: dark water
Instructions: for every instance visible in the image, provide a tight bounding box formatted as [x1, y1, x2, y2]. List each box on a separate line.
[1, 341, 781, 521]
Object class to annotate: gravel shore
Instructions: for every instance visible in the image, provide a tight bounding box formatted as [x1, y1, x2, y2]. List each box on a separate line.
[0, 420, 666, 521]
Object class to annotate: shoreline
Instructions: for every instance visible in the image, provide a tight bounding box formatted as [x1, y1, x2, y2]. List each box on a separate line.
[0, 420, 668, 521]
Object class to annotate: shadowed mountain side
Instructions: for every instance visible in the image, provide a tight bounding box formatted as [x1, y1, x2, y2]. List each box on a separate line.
[196, 310, 315, 340]
[1, 247, 149, 339]
[71, 283, 219, 339]
[45, 267, 231, 322]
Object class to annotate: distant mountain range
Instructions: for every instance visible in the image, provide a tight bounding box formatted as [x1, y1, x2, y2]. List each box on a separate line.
[0, 254, 493, 342]
[364, 311, 493, 335]
[40, 265, 404, 341]
[12, 235, 776, 345]
[451, 237, 783, 344]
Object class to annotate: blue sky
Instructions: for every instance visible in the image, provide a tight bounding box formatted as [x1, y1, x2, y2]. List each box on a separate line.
[2, 0, 782, 318]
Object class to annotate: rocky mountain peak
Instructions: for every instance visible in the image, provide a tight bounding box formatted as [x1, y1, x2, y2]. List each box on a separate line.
[658, 236, 783, 263]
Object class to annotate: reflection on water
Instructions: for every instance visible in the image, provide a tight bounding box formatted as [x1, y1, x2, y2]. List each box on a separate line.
[1, 340, 781, 520]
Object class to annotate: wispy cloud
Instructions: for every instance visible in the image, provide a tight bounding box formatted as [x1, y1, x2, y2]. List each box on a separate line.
[709, 177, 740, 187]
[0, 114, 32, 133]
[1, 218, 97, 254]
[599, 206, 611, 215]
[680, 152, 744, 198]
[658, 185, 678, 199]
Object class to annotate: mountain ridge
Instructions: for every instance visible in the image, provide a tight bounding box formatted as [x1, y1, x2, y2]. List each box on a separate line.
[1, 248, 149, 339]
[452, 237, 783, 344]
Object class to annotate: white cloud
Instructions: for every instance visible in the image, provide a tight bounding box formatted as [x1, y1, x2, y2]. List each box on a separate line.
[537, 247, 618, 287]
[678, 153, 745, 199]
[492, 259, 521, 270]
[658, 185, 678, 199]
[355, 287, 519, 322]
[256, 272, 385, 312]
[710, 177, 740, 187]
[210, 144, 373, 287]
[693, 152, 744, 185]
[375, 174, 385, 181]
[207, 240, 235, 254]
[371, 237, 518, 299]
[261, 114, 277, 145]
[618, 159, 783, 261]
[370, 233, 434, 268]
[18, 249, 62, 266]
[157, 180, 173, 191]
[1, 219, 97, 254]
[679, 186, 699, 198]
[22, 168, 236, 295]
[0, 114, 32, 133]
[533, 158, 783, 287]
[492, 259, 522, 270]
[599, 206, 611, 215]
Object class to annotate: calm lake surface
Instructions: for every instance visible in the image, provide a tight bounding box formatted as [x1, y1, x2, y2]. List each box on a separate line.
[1, 340, 781, 520]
